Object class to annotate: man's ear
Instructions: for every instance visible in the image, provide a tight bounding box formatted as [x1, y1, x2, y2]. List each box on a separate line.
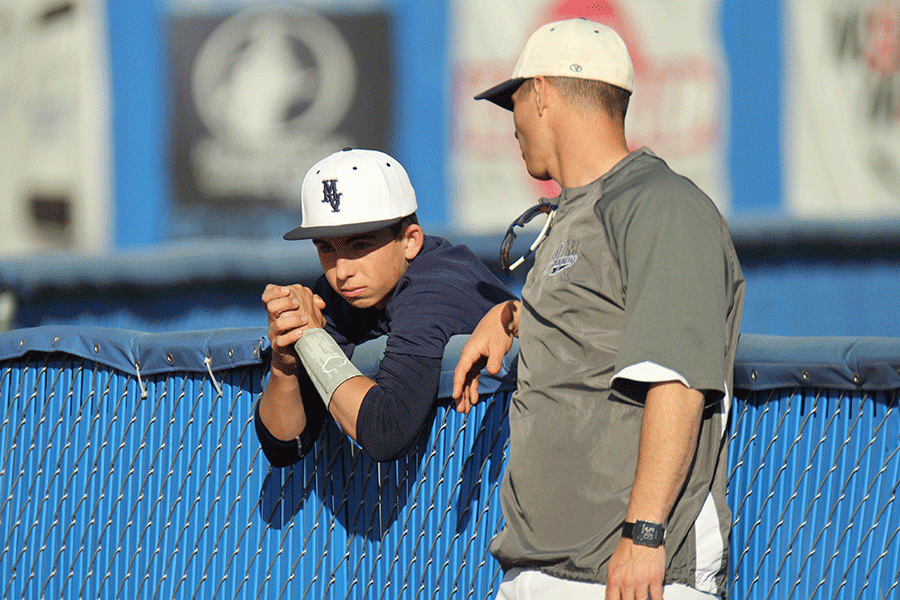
[533, 76, 549, 116]
[403, 224, 425, 260]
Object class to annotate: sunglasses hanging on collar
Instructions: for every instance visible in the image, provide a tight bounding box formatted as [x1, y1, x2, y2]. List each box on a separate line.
[500, 201, 557, 273]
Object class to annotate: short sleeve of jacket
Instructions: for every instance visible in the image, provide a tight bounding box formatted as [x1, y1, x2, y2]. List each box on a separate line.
[609, 171, 729, 396]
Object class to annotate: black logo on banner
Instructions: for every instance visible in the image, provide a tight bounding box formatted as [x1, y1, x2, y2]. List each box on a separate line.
[322, 179, 341, 212]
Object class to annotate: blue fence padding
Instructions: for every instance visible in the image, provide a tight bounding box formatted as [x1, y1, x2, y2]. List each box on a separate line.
[0, 325, 269, 376]
[1, 328, 899, 599]
[3, 327, 898, 393]
[4, 228, 900, 337]
[0, 327, 519, 398]
[734, 335, 900, 391]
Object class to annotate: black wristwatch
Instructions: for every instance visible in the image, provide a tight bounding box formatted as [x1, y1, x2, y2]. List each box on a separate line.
[622, 520, 665, 548]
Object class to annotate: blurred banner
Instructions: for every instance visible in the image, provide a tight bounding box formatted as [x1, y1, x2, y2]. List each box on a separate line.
[785, 1, 900, 219]
[0, 0, 111, 254]
[451, 0, 729, 234]
[168, 3, 393, 239]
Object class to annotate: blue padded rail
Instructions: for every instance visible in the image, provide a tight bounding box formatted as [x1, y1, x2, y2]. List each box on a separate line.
[1, 328, 898, 599]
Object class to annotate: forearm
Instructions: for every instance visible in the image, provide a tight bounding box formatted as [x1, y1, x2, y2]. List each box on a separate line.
[293, 326, 443, 460]
[606, 381, 704, 598]
[331, 353, 442, 461]
[287, 325, 371, 441]
[258, 367, 309, 441]
[627, 381, 704, 525]
[327, 375, 375, 441]
[260, 282, 327, 442]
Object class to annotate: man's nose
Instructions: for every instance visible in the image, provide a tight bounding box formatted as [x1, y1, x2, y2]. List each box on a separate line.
[335, 257, 353, 280]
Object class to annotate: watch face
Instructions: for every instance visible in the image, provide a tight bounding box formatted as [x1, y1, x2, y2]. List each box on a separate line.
[634, 521, 664, 547]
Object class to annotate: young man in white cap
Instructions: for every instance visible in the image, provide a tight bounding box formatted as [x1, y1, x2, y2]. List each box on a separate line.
[453, 18, 744, 600]
[255, 148, 513, 464]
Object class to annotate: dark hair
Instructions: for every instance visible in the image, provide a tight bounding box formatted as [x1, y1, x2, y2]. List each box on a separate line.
[389, 213, 419, 239]
[546, 76, 631, 123]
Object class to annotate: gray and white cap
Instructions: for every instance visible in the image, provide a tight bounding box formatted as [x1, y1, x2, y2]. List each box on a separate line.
[284, 148, 417, 240]
[475, 18, 634, 111]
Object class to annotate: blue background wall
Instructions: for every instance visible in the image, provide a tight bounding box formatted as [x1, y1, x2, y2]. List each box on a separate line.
[1, 0, 896, 339]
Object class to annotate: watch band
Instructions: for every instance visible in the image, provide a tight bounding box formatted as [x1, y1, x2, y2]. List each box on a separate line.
[622, 520, 665, 548]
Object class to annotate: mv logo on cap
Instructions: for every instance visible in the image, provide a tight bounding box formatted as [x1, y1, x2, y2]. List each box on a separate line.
[322, 179, 341, 212]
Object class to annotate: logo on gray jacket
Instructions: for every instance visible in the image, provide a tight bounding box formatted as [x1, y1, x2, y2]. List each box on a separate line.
[543, 241, 578, 276]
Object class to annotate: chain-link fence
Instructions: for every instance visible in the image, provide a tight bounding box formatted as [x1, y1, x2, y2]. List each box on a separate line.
[1, 329, 898, 599]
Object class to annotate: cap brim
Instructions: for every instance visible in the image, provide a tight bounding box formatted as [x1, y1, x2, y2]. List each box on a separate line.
[283, 216, 404, 241]
[474, 77, 527, 111]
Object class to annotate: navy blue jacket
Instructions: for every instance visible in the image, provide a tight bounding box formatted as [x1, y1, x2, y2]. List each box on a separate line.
[255, 235, 514, 464]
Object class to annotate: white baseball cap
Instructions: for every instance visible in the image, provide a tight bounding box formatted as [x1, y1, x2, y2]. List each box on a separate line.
[475, 18, 634, 111]
[283, 148, 417, 240]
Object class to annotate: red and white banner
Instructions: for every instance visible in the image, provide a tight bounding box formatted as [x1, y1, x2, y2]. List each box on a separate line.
[785, 1, 900, 218]
[451, 0, 730, 233]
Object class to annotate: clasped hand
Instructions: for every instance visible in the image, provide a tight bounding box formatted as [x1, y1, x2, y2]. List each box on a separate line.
[262, 284, 327, 374]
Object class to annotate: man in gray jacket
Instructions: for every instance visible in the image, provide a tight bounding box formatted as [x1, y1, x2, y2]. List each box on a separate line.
[453, 18, 744, 600]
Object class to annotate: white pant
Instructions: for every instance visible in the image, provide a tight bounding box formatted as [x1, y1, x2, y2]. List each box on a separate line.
[497, 568, 722, 600]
